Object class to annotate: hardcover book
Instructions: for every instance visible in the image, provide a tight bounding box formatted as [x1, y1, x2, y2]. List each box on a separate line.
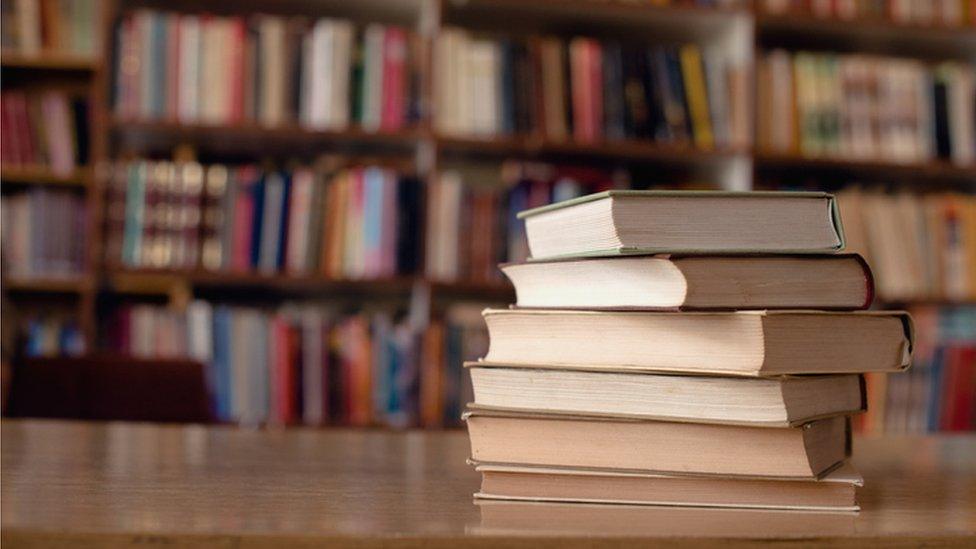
[518, 190, 845, 259]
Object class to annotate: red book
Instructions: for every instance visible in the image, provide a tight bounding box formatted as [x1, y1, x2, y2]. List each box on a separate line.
[10, 93, 36, 165]
[940, 348, 961, 431]
[320, 321, 332, 423]
[231, 167, 257, 272]
[285, 322, 302, 425]
[270, 316, 291, 424]
[115, 307, 132, 354]
[380, 27, 407, 131]
[227, 17, 247, 123]
[2, 94, 19, 164]
[951, 348, 975, 431]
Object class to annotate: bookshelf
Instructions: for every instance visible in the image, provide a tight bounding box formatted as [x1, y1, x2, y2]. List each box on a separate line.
[1, 0, 108, 357]
[0, 54, 100, 72]
[1, 0, 973, 431]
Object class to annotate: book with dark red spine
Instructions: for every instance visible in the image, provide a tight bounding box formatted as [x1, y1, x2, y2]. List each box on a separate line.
[10, 92, 35, 165]
[570, 38, 589, 143]
[380, 26, 407, 131]
[230, 166, 257, 272]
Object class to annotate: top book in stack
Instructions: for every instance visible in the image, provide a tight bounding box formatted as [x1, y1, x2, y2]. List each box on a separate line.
[519, 190, 844, 259]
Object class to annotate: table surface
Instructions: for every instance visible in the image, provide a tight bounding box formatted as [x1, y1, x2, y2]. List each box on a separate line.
[2, 419, 974, 548]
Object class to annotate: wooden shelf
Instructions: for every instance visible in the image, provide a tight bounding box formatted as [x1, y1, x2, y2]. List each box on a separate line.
[111, 118, 424, 149]
[436, 134, 748, 165]
[0, 52, 99, 71]
[1, 167, 91, 187]
[105, 268, 512, 299]
[756, 12, 976, 59]
[4, 276, 93, 294]
[755, 152, 976, 183]
[443, 0, 749, 30]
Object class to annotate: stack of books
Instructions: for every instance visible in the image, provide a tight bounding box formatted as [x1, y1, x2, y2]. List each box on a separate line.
[464, 190, 914, 511]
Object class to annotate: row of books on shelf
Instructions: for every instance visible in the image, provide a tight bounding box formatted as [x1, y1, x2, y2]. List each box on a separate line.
[105, 161, 422, 279]
[1, 90, 89, 175]
[1, 188, 87, 279]
[838, 189, 976, 303]
[105, 302, 486, 427]
[434, 29, 750, 149]
[757, 51, 976, 166]
[18, 313, 86, 358]
[858, 305, 976, 434]
[760, 0, 976, 26]
[113, 11, 422, 131]
[0, 0, 100, 57]
[104, 158, 627, 281]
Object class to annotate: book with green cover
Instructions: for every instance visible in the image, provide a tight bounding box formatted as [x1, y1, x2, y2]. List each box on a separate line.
[517, 190, 845, 260]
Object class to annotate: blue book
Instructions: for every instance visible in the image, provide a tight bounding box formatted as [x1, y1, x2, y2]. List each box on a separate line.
[121, 163, 147, 266]
[26, 319, 44, 357]
[258, 172, 284, 273]
[212, 306, 233, 421]
[249, 173, 266, 269]
[59, 323, 83, 357]
[927, 346, 945, 432]
[362, 167, 385, 273]
[275, 171, 292, 269]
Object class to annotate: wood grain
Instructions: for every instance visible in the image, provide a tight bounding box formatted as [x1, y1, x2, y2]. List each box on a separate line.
[1, 420, 974, 547]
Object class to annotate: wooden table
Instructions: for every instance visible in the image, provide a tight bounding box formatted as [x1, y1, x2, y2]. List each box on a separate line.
[2, 419, 974, 547]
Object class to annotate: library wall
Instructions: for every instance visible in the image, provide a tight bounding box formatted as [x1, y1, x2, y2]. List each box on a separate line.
[1, 0, 974, 433]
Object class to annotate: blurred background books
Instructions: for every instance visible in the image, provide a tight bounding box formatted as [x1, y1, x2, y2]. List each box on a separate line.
[1, 0, 973, 433]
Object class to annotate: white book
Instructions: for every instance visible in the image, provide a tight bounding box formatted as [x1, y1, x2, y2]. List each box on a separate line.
[361, 24, 385, 131]
[186, 300, 213, 363]
[703, 50, 731, 148]
[468, 39, 498, 135]
[306, 19, 334, 128]
[137, 10, 156, 119]
[258, 173, 285, 273]
[438, 171, 462, 279]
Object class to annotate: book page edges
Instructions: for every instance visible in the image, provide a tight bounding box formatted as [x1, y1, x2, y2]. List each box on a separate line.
[471, 493, 860, 513]
[516, 190, 835, 219]
[471, 460, 863, 486]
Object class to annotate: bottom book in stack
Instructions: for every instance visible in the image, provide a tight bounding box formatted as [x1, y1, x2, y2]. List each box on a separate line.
[464, 365, 867, 512]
